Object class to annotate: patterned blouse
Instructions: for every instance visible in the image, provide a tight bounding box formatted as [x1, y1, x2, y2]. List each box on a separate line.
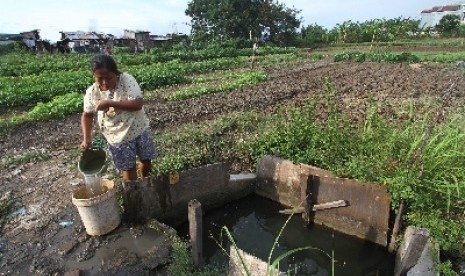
[83, 72, 150, 146]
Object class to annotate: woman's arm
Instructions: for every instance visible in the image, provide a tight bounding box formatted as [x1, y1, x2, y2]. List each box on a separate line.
[80, 112, 94, 150]
[95, 98, 144, 111]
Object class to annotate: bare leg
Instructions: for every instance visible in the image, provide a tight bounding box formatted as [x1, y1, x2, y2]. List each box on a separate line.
[138, 160, 152, 178]
[122, 167, 137, 181]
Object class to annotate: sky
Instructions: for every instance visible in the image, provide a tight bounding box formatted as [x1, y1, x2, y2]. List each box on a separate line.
[0, 0, 461, 42]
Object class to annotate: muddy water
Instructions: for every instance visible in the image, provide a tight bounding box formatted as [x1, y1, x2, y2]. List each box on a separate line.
[177, 195, 395, 275]
[64, 227, 168, 275]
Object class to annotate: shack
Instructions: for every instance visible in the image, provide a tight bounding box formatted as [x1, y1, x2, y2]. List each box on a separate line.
[0, 29, 48, 52]
[59, 31, 110, 53]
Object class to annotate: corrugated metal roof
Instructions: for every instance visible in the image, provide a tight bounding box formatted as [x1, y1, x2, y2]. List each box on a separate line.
[61, 31, 107, 40]
[422, 4, 462, 13]
[439, 5, 460, 12]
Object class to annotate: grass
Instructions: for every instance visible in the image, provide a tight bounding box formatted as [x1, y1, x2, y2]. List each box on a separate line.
[166, 234, 227, 275]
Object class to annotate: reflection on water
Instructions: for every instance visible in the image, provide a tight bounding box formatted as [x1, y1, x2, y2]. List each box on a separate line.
[177, 195, 394, 276]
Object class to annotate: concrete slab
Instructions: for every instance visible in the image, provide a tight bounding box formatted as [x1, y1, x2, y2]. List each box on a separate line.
[395, 226, 439, 276]
[228, 247, 284, 276]
[146, 163, 255, 225]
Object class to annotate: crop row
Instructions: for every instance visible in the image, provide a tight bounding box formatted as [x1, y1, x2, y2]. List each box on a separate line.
[0, 47, 296, 77]
[0, 56, 249, 108]
[333, 51, 420, 63]
[166, 71, 268, 101]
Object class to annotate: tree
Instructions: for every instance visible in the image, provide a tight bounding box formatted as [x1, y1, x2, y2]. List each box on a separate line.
[436, 14, 461, 37]
[185, 0, 301, 45]
[265, 1, 301, 45]
[301, 23, 328, 46]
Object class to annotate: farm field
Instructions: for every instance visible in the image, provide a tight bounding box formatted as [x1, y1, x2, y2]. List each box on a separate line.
[1, 44, 465, 274]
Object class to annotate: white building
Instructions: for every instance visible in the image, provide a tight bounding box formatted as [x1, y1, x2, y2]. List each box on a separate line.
[420, 4, 465, 28]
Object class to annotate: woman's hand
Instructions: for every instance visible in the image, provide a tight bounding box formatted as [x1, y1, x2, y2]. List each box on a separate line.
[95, 100, 113, 111]
[80, 140, 92, 151]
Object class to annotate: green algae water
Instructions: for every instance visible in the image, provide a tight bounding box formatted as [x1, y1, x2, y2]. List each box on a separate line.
[177, 195, 395, 275]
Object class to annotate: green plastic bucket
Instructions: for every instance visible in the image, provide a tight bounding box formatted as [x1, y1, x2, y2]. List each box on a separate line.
[78, 149, 107, 175]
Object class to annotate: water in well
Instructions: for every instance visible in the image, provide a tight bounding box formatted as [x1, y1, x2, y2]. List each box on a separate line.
[177, 195, 395, 276]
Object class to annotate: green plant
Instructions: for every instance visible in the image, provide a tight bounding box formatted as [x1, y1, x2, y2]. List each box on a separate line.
[166, 71, 267, 101]
[434, 260, 458, 276]
[26, 92, 83, 121]
[0, 149, 51, 169]
[334, 51, 419, 63]
[91, 136, 106, 151]
[0, 197, 12, 230]
[167, 235, 226, 275]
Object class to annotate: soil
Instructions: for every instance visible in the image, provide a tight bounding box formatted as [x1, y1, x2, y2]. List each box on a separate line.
[2, 53, 465, 275]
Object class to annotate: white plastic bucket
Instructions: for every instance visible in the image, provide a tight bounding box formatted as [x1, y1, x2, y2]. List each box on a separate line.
[72, 179, 121, 236]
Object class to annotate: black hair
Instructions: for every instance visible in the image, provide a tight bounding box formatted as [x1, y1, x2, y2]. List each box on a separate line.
[90, 54, 120, 74]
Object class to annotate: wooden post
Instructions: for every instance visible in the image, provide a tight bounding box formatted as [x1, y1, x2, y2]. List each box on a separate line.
[388, 201, 406, 253]
[251, 41, 258, 69]
[188, 199, 203, 267]
[300, 171, 309, 223]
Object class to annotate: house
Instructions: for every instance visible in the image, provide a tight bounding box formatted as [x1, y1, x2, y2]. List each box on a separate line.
[420, 4, 465, 28]
[19, 29, 42, 51]
[0, 33, 23, 46]
[121, 30, 154, 53]
[165, 33, 189, 44]
[59, 31, 111, 53]
[0, 29, 53, 52]
[149, 33, 188, 48]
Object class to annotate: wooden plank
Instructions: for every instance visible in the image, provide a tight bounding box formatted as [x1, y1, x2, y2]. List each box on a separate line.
[279, 200, 348, 214]
[306, 174, 391, 246]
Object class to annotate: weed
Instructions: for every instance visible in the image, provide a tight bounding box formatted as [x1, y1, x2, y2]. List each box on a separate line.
[0, 197, 12, 231]
[167, 236, 226, 276]
[0, 149, 51, 169]
[212, 203, 334, 275]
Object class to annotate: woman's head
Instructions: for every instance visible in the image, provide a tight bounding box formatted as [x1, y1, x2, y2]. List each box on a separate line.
[91, 54, 120, 91]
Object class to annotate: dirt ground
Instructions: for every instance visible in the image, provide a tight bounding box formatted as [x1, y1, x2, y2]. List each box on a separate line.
[2, 54, 465, 275]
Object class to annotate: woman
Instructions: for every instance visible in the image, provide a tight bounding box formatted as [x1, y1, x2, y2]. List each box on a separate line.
[80, 54, 157, 222]
[80, 54, 156, 180]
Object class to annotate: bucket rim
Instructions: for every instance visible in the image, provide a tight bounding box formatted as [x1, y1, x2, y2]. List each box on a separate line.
[72, 179, 116, 206]
[78, 149, 108, 175]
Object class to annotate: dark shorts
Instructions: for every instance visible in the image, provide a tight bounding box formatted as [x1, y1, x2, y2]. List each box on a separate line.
[108, 128, 158, 171]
